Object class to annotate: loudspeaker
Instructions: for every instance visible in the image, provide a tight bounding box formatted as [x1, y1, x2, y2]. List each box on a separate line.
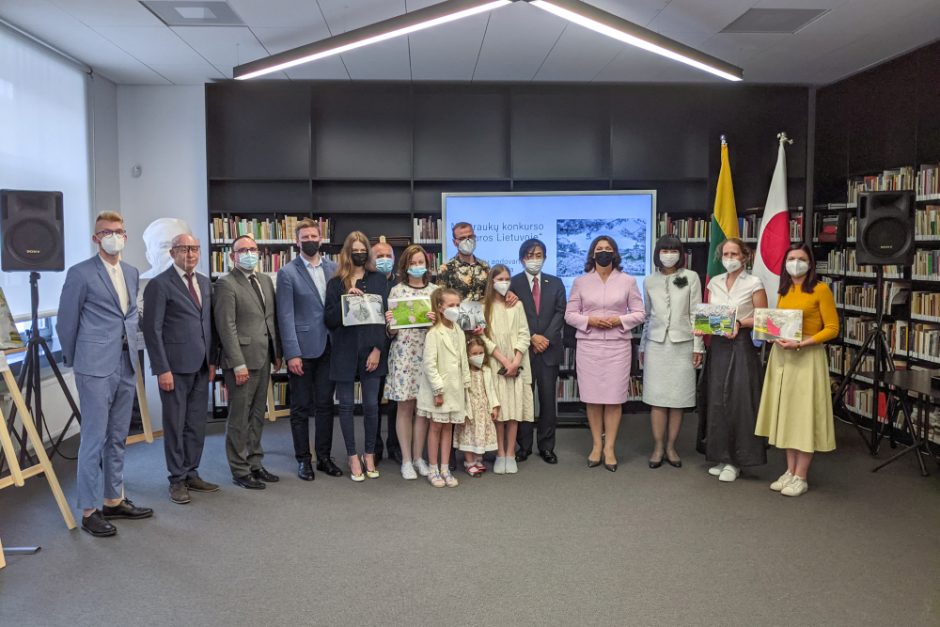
[856, 191, 915, 266]
[1, 190, 65, 272]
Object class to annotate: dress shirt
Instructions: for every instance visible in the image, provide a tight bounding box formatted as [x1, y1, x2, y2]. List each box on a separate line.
[105, 257, 129, 314]
[303, 255, 327, 302]
[706, 271, 764, 320]
[173, 263, 201, 305]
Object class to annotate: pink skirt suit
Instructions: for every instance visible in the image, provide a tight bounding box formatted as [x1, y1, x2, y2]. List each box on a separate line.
[564, 270, 646, 404]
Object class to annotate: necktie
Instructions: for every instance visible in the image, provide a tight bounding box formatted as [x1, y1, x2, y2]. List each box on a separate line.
[185, 273, 201, 309]
[248, 274, 265, 311]
[532, 276, 541, 315]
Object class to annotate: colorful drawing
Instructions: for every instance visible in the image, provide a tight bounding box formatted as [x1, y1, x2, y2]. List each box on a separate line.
[693, 304, 737, 336]
[753, 308, 803, 341]
[388, 295, 432, 330]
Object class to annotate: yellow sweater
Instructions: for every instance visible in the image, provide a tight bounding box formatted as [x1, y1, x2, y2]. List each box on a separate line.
[778, 282, 839, 344]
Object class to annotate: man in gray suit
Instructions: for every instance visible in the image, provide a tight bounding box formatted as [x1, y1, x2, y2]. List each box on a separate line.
[143, 233, 220, 504]
[57, 211, 153, 537]
[214, 234, 282, 489]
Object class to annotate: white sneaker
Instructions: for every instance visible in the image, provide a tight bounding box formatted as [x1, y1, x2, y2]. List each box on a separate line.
[708, 464, 726, 477]
[413, 458, 430, 477]
[770, 471, 794, 492]
[718, 465, 740, 482]
[401, 462, 417, 480]
[781, 476, 808, 497]
[493, 457, 507, 474]
[505, 457, 518, 474]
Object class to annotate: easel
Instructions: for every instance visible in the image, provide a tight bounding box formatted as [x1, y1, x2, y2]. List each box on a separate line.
[266, 378, 289, 421]
[125, 359, 157, 445]
[0, 348, 76, 569]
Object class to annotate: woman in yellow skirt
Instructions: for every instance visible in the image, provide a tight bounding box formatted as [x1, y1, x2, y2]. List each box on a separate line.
[755, 244, 839, 497]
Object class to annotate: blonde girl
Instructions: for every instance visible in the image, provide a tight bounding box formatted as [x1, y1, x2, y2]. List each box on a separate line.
[454, 336, 499, 476]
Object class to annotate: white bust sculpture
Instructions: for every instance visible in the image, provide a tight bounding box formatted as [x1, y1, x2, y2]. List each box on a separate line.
[140, 218, 192, 279]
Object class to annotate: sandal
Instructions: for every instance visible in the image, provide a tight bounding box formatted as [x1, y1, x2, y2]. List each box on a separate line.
[472, 462, 487, 473]
[465, 463, 483, 477]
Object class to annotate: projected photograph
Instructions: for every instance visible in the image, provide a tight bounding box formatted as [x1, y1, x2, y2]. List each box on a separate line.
[556, 218, 648, 280]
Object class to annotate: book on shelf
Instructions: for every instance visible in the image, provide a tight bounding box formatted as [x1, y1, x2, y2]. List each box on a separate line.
[822, 249, 904, 277]
[413, 217, 442, 244]
[842, 281, 907, 312]
[912, 291, 940, 319]
[211, 247, 312, 275]
[913, 249, 940, 277]
[915, 204, 940, 240]
[847, 166, 915, 204]
[916, 164, 939, 199]
[656, 213, 708, 241]
[738, 210, 803, 241]
[814, 214, 841, 242]
[210, 216, 334, 244]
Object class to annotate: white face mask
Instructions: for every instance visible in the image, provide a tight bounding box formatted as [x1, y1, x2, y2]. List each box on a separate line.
[786, 259, 809, 277]
[457, 238, 476, 255]
[468, 354, 485, 369]
[659, 252, 680, 268]
[722, 258, 742, 273]
[524, 259, 544, 275]
[493, 281, 510, 296]
[237, 251, 259, 271]
[100, 233, 126, 256]
[442, 306, 461, 322]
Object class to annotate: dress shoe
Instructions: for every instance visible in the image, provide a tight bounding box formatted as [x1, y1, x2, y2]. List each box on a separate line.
[102, 499, 153, 520]
[604, 454, 618, 472]
[515, 449, 531, 462]
[233, 474, 266, 489]
[316, 458, 344, 477]
[587, 456, 602, 468]
[649, 450, 664, 469]
[169, 482, 191, 504]
[388, 447, 404, 464]
[298, 461, 315, 481]
[81, 510, 117, 537]
[665, 451, 682, 468]
[251, 467, 280, 483]
[540, 450, 558, 464]
[185, 476, 220, 493]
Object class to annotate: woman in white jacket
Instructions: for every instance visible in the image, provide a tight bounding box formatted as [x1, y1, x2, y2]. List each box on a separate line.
[640, 235, 704, 469]
[417, 287, 470, 488]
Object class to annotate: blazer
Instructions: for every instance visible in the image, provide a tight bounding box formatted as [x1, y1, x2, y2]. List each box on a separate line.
[213, 269, 281, 371]
[142, 265, 212, 375]
[276, 255, 337, 360]
[416, 322, 471, 415]
[324, 271, 390, 382]
[509, 271, 566, 367]
[639, 268, 705, 354]
[564, 270, 645, 341]
[57, 255, 140, 377]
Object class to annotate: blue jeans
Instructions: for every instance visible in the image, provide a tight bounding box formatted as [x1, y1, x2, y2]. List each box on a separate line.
[336, 377, 380, 456]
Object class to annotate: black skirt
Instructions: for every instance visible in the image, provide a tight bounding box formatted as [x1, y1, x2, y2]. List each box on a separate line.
[696, 330, 767, 467]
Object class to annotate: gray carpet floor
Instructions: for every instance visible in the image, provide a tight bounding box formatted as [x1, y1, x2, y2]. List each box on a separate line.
[1, 414, 939, 627]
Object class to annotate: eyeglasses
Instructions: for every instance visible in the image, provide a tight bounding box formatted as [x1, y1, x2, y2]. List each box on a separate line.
[96, 229, 127, 238]
[233, 247, 259, 254]
[172, 246, 201, 254]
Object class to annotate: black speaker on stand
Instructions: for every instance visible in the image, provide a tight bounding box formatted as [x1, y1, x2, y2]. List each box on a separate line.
[833, 190, 915, 457]
[0, 190, 81, 476]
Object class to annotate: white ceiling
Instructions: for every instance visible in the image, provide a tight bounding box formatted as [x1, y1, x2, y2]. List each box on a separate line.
[1, 0, 938, 85]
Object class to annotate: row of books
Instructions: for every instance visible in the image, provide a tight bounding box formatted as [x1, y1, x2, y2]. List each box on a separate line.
[847, 166, 916, 203]
[210, 216, 335, 244]
[841, 282, 907, 312]
[842, 316, 910, 354]
[915, 164, 940, 199]
[814, 214, 856, 242]
[656, 214, 708, 241]
[210, 248, 301, 274]
[914, 204, 940, 239]
[911, 292, 940, 320]
[913, 249, 940, 277]
[213, 380, 365, 408]
[818, 249, 904, 277]
[737, 213, 804, 241]
[413, 217, 443, 244]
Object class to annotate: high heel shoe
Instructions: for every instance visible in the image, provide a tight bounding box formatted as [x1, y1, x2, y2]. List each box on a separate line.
[349, 456, 365, 482]
[363, 455, 380, 479]
[603, 452, 618, 473]
[587, 451, 602, 468]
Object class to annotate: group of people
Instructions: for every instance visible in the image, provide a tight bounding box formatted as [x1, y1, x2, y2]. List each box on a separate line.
[56, 211, 839, 538]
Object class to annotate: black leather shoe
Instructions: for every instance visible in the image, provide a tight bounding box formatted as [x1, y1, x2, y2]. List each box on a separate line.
[233, 474, 266, 489]
[540, 450, 558, 464]
[515, 449, 531, 462]
[588, 457, 602, 468]
[388, 447, 403, 464]
[251, 467, 280, 483]
[316, 458, 343, 477]
[665, 452, 682, 468]
[185, 476, 220, 492]
[102, 499, 154, 520]
[605, 462, 618, 472]
[298, 461, 315, 481]
[169, 482, 191, 504]
[82, 510, 117, 537]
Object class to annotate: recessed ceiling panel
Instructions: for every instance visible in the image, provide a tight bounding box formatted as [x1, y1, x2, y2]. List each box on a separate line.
[721, 8, 828, 34]
[140, 1, 245, 27]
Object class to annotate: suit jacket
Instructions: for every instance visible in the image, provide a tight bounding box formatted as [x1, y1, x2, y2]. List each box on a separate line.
[639, 268, 704, 354]
[564, 270, 645, 342]
[324, 271, 390, 382]
[142, 265, 212, 375]
[509, 271, 566, 367]
[276, 255, 337, 360]
[57, 255, 140, 377]
[213, 269, 281, 371]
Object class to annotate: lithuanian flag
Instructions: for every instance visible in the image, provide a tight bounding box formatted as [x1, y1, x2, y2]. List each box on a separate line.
[706, 139, 739, 279]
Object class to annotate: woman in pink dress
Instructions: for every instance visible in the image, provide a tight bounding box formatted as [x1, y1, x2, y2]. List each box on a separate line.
[564, 235, 645, 472]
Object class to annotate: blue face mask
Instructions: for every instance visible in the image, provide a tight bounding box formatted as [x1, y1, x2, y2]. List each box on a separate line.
[407, 266, 427, 278]
[375, 258, 394, 274]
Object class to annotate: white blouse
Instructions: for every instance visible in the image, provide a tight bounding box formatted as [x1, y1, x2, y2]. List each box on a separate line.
[706, 272, 764, 320]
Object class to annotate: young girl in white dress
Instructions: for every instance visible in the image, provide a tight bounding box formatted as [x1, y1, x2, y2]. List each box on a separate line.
[482, 264, 534, 475]
[417, 287, 469, 488]
[454, 336, 499, 476]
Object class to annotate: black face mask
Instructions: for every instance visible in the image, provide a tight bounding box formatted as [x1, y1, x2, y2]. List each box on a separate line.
[351, 252, 369, 267]
[594, 251, 614, 267]
[300, 241, 320, 257]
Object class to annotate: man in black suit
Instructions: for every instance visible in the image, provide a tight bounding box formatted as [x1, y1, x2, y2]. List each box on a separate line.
[510, 238, 567, 464]
[143, 234, 220, 504]
[371, 238, 402, 465]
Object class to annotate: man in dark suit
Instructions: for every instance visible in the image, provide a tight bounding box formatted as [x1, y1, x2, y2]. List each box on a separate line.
[510, 238, 567, 464]
[143, 233, 220, 504]
[214, 234, 282, 489]
[57, 211, 153, 537]
[371, 238, 402, 465]
[276, 219, 342, 481]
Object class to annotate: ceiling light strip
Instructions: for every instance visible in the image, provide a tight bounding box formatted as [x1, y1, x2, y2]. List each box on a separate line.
[234, 0, 511, 80]
[527, 0, 743, 81]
